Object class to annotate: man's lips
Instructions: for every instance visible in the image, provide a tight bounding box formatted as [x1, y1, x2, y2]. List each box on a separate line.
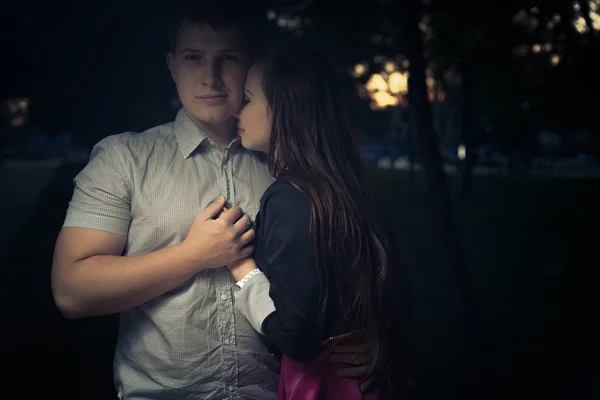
[196, 94, 227, 99]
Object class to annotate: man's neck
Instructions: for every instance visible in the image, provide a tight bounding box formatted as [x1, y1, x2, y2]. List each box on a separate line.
[186, 112, 237, 151]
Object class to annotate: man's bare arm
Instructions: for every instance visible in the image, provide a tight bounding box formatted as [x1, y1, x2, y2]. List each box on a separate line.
[52, 197, 255, 319]
[52, 227, 198, 319]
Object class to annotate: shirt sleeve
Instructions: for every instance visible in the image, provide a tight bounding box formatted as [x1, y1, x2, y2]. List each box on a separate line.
[62, 136, 132, 236]
[233, 272, 276, 335]
[255, 182, 323, 362]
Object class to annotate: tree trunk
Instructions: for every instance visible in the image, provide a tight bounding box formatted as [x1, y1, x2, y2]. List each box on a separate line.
[459, 57, 474, 199]
[407, 110, 416, 187]
[397, 0, 480, 360]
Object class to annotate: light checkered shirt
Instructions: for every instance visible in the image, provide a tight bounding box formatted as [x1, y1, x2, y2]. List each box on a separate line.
[63, 109, 280, 399]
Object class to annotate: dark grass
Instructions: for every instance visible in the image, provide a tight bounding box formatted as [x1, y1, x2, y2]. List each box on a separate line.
[2, 163, 599, 399]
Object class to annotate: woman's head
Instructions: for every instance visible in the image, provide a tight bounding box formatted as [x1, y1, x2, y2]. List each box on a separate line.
[236, 62, 272, 152]
[237, 43, 365, 179]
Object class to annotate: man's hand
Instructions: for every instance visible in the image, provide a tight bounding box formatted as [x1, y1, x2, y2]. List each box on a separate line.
[180, 196, 255, 271]
[330, 339, 375, 392]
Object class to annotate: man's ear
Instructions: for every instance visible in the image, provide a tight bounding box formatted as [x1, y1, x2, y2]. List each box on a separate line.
[166, 52, 176, 81]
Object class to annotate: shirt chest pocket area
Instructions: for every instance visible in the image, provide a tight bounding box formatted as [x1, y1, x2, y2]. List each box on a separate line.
[131, 193, 202, 239]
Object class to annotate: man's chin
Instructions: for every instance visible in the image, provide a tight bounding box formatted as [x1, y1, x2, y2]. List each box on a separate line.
[187, 107, 235, 126]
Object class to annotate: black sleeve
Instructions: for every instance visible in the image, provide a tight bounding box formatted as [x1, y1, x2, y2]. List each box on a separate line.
[255, 182, 322, 362]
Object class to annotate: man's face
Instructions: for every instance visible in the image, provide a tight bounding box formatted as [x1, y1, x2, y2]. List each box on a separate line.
[167, 20, 249, 127]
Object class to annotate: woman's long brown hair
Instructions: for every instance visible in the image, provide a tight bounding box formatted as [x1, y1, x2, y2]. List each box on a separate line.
[260, 42, 411, 391]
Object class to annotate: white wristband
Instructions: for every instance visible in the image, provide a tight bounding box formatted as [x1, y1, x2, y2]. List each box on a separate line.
[235, 268, 262, 289]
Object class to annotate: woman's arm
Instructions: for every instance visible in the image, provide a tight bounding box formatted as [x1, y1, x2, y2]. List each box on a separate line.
[230, 191, 376, 385]
[228, 257, 276, 335]
[233, 182, 322, 362]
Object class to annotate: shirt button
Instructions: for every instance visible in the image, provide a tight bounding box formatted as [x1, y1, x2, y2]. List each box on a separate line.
[228, 385, 235, 392]
[220, 293, 228, 300]
[224, 338, 230, 345]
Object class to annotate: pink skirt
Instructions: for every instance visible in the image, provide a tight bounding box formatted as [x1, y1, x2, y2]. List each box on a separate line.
[277, 335, 404, 400]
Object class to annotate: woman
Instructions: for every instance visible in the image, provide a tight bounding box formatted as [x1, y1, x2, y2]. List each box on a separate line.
[225, 43, 410, 399]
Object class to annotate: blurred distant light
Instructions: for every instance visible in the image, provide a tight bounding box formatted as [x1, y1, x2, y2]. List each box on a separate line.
[374, 55, 383, 63]
[384, 61, 396, 73]
[388, 71, 408, 94]
[551, 54, 561, 65]
[6, 97, 30, 114]
[277, 17, 288, 27]
[377, 157, 392, 169]
[532, 44, 542, 53]
[573, 1, 581, 11]
[458, 144, 466, 161]
[512, 9, 528, 24]
[592, 9, 600, 30]
[370, 34, 384, 45]
[6, 97, 30, 127]
[352, 63, 368, 78]
[543, 42, 552, 52]
[402, 59, 410, 68]
[574, 16, 589, 33]
[436, 91, 446, 102]
[290, 17, 302, 29]
[530, 18, 539, 30]
[427, 89, 435, 102]
[553, 14, 561, 22]
[444, 68, 460, 85]
[267, 10, 276, 20]
[425, 76, 435, 88]
[371, 91, 399, 109]
[366, 74, 389, 92]
[418, 15, 430, 33]
[512, 8, 540, 31]
[547, 20, 556, 30]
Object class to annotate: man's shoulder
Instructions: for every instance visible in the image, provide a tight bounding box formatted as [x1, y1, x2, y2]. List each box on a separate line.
[93, 121, 176, 155]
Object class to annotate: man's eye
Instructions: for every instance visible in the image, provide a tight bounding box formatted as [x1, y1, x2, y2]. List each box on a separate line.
[243, 97, 250, 104]
[223, 54, 240, 62]
[184, 54, 201, 61]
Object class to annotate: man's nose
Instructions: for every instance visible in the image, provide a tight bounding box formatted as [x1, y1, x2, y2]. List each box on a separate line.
[202, 60, 222, 88]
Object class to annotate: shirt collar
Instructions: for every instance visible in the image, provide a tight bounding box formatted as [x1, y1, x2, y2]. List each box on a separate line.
[174, 108, 242, 158]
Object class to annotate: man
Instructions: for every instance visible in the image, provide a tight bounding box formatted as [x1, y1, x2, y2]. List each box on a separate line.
[52, 2, 371, 399]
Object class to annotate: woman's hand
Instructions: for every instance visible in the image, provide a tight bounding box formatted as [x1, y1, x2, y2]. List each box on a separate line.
[330, 339, 375, 392]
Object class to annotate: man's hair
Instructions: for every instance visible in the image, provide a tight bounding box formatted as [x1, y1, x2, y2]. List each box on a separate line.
[168, 0, 267, 58]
